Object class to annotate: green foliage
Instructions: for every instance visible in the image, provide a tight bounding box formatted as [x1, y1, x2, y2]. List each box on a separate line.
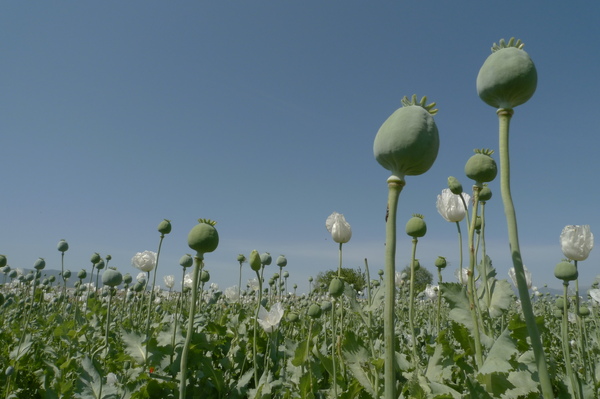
[314, 267, 366, 293]
[401, 264, 433, 293]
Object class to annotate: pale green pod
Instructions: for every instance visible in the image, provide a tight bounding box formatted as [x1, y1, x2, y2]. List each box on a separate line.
[405, 214, 427, 238]
[102, 268, 123, 287]
[477, 38, 537, 109]
[554, 261, 578, 282]
[374, 95, 439, 179]
[249, 250, 262, 271]
[187, 219, 219, 255]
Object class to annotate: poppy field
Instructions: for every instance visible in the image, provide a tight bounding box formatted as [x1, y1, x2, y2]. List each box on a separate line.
[2, 37, 600, 399]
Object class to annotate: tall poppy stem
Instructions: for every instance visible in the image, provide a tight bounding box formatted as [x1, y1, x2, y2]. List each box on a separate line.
[384, 176, 404, 399]
[498, 108, 554, 398]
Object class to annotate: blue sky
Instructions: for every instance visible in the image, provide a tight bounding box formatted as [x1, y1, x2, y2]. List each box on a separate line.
[2, 2, 599, 294]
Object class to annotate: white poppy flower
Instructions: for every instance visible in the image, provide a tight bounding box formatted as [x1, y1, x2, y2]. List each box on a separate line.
[326, 212, 352, 244]
[436, 189, 471, 223]
[257, 302, 285, 333]
[589, 289, 600, 305]
[560, 225, 594, 261]
[131, 250, 157, 272]
[163, 275, 175, 289]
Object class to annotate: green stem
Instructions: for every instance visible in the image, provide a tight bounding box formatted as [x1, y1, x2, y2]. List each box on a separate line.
[498, 108, 554, 398]
[144, 234, 165, 367]
[467, 185, 484, 369]
[253, 269, 264, 388]
[179, 254, 203, 399]
[436, 267, 443, 333]
[331, 299, 338, 397]
[562, 282, 581, 399]
[455, 222, 464, 285]
[384, 176, 404, 399]
[408, 238, 419, 372]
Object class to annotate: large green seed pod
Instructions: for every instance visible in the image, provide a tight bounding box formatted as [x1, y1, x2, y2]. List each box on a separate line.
[78, 269, 87, 279]
[477, 38, 537, 109]
[465, 149, 497, 184]
[554, 261, 578, 282]
[63, 270, 72, 279]
[374, 95, 439, 179]
[123, 273, 133, 285]
[405, 214, 427, 238]
[102, 268, 123, 287]
[187, 219, 219, 255]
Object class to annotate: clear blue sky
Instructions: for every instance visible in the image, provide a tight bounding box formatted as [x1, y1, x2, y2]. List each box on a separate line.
[2, 2, 599, 294]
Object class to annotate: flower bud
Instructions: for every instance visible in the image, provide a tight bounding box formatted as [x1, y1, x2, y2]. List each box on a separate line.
[179, 254, 193, 269]
[447, 176, 463, 195]
[405, 214, 427, 238]
[249, 250, 262, 272]
[158, 219, 172, 235]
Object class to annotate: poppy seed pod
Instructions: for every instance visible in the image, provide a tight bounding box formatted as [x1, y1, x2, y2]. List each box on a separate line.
[187, 219, 219, 255]
[91, 253, 102, 264]
[328, 278, 345, 298]
[477, 38, 537, 109]
[276, 255, 287, 268]
[78, 269, 87, 279]
[374, 95, 439, 179]
[249, 250, 262, 272]
[34, 258, 46, 270]
[406, 214, 427, 238]
[479, 185, 492, 202]
[102, 268, 123, 287]
[63, 270, 72, 279]
[57, 239, 69, 253]
[200, 270, 210, 283]
[237, 254, 246, 263]
[123, 273, 133, 285]
[179, 254, 193, 269]
[158, 219, 172, 235]
[260, 253, 272, 266]
[435, 256, 447, 269]
[554, 261, 578, 282]
[465, 149, 497, 184]
[308, 303, 322, 318]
